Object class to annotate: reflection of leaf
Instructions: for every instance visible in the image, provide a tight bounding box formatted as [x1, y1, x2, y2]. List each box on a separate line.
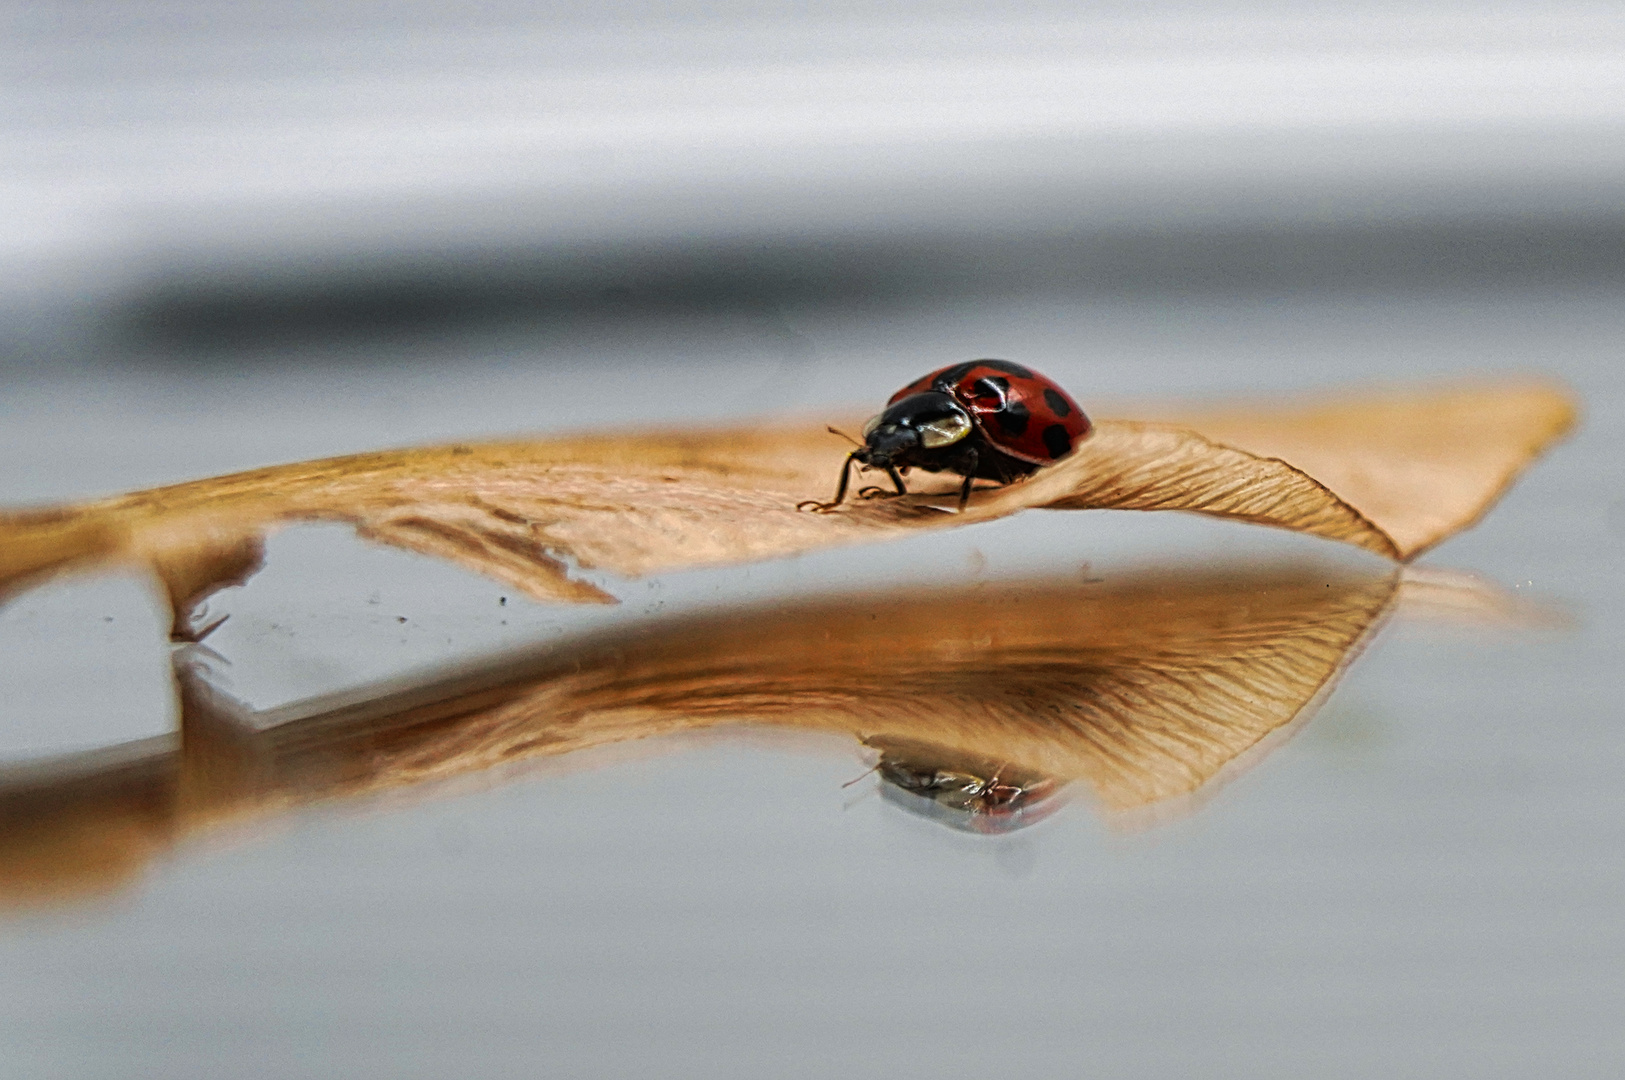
[2, 559, 1414, 907]
[0, 742, 177, 907]
[317, 562, 1398, 812]
[0, 381, 1573, 619]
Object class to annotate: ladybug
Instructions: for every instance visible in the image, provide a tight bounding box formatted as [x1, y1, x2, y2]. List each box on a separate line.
[799, 360, 1091, 513]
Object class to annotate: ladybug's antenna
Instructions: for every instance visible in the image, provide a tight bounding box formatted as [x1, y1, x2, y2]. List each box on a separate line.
[841, 762, 881, 788]
[827, 426, 863, 448]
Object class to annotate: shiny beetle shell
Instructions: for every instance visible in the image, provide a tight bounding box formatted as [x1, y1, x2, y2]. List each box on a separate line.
[887, 359, 1091, 465]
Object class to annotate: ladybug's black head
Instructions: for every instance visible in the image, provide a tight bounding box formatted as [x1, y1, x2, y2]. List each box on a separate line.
[855, 391, 972, 467]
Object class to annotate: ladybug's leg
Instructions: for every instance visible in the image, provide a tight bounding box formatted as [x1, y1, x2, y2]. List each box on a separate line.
[857, 463, 910, 501]
[957, 448, 979, 511]
[797, 452, 857, 512]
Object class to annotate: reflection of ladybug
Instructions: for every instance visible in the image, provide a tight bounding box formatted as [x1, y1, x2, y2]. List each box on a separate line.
[863, 737, 1066, 834]
[799, 360, 1091, 512]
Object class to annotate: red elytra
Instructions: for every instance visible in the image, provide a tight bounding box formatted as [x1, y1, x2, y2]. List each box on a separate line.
[889, 359, 1091, 464]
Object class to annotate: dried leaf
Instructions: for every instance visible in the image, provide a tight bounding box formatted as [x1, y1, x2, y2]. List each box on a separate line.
[0, 380, 1573, 615]
[1139, 379, 1577, 558]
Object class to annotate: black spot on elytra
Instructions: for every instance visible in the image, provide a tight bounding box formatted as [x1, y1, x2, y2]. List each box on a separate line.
[1042, 388, 1072, 417]
[1042, 424, 1072, 458]
[995, 400, 1030, 437]
[976, 359, 1035, 379]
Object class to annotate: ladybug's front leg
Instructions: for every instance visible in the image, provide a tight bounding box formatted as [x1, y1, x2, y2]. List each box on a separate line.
[797, 452, 857, 513]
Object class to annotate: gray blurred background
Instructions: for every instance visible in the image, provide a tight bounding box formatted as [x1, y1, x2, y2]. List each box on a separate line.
[2, 2, 1623, 1078]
